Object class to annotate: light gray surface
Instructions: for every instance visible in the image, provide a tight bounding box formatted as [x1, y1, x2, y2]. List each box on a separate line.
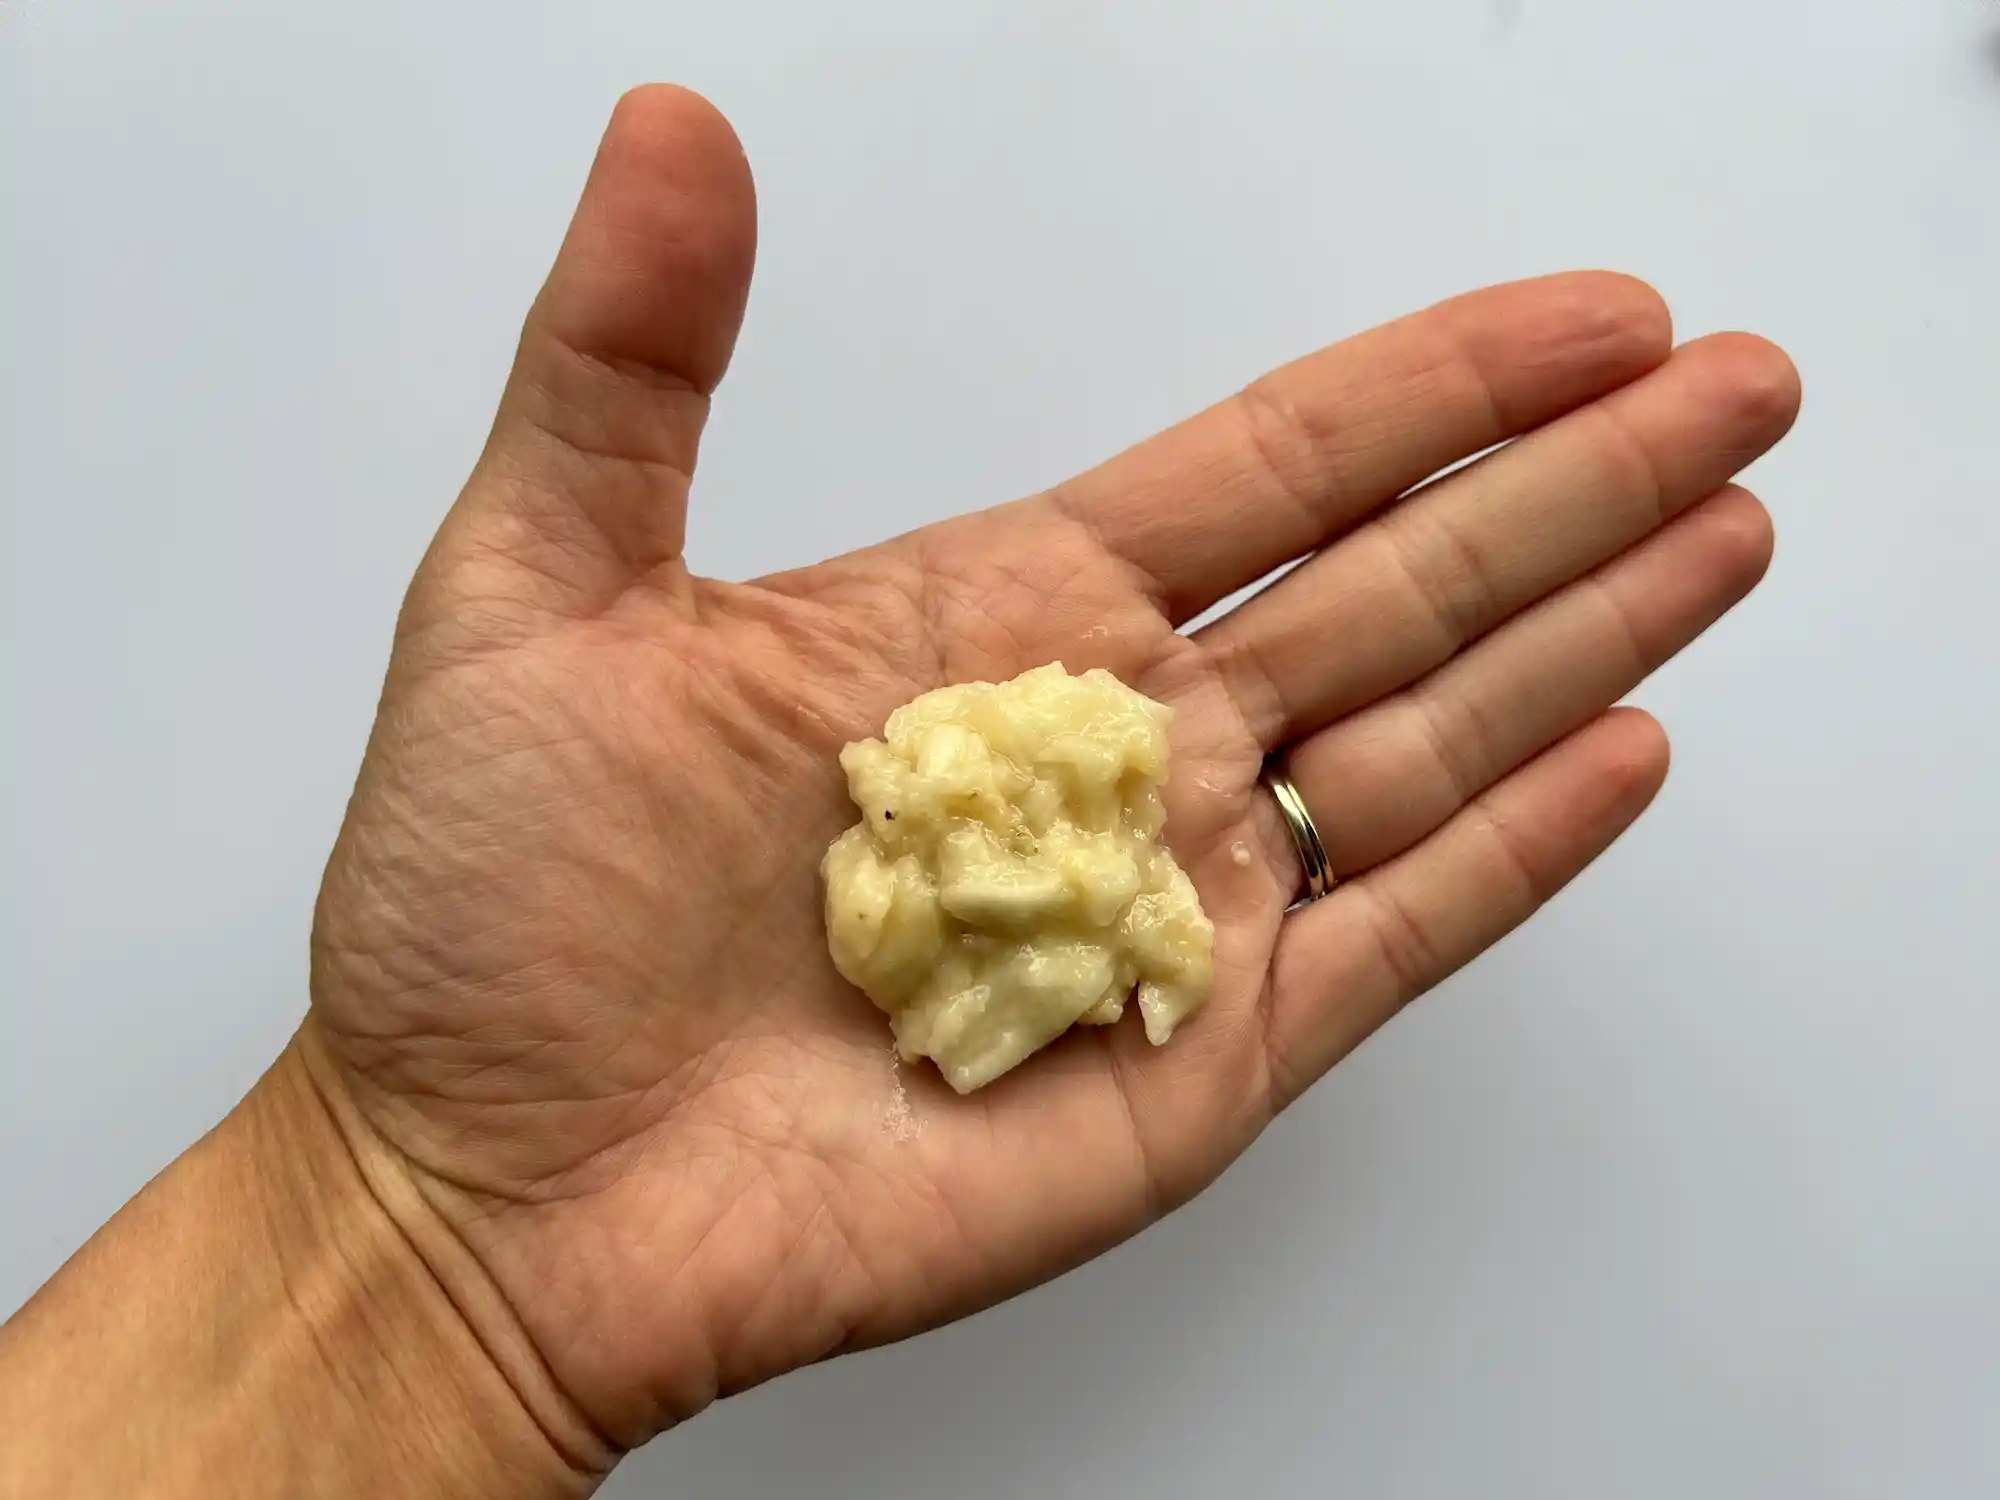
[6, 2, 2000, 1495]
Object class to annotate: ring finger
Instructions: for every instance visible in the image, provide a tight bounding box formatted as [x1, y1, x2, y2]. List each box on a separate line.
[1252, 485, 1773, 894]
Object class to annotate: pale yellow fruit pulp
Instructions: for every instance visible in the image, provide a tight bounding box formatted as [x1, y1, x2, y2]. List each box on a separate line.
[822, 663, 1215, 1093]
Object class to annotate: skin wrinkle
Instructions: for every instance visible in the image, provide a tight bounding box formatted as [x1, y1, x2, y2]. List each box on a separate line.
[1584, 570, 1658, 677]
[976, 530, 1109, 631]
[1216, 613, 1313, 751]
[335, 935, 728, 1192]
[1230, 375, 1350, 569]
[1385, 495, 1512, 650]
[679, 1188, 823, 1392]
[511, 334, 709, 481]
[1585, 397, 1674, 528]
[293, 1047, 619, 1475]
[723, 1126, 909, 1306]
[1041, 485, 1171, 617]
[906, 527, 1097, 681]
[675, 647, 825, 780]
[435, 1015, 628, 1104]
[707, 592, 922, 734]
[359, 986, 590, 1068]
[460, 475, 622, 586]
[409, 518, 616, 654]
[768, 581, 925, 674]
[491, 467, 692, 612]
[1095, 1025, 1170, 1222]
[709, 653, 875, 781]
[1471, 780, 1572, 906]
[393, 585, 555, 672]
[1434, 296, 1535, 439]
[735, 1199, 873, 1370]
[1408, 675, 1497, 810]
[1258, 972, 1308, 1114]
[322, 861, 561, 1002]
[621, 1139, 844, 1343]
[570, 1026, 751, 1173]
[328, 864, 578, 982]
[1353, 871, 1454, 1011]
[416, 574, 573, 657]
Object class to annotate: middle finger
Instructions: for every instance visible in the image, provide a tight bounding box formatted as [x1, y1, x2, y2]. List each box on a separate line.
[1200, 332, 1800, 749]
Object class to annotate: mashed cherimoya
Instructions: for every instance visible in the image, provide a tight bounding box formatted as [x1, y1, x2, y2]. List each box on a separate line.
[821, 662, 1214, 1094]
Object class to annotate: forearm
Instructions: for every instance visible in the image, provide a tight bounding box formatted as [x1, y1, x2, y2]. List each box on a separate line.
[0, 1041, 602, 1500]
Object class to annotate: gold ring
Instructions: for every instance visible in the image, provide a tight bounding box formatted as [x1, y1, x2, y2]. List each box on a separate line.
[1262, 761, 1337, 903]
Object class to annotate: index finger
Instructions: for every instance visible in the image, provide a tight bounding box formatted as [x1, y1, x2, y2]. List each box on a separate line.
[1044, 272, 1673, 624]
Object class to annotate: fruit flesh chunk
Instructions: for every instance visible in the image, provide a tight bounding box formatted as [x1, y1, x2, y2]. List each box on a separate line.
[822, 663, 1215, 1094]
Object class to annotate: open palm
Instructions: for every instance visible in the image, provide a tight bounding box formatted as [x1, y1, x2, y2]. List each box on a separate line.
[303, 88, 1798, 1456]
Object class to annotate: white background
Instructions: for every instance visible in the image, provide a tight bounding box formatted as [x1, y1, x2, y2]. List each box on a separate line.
[6, 2, 2000, 1495]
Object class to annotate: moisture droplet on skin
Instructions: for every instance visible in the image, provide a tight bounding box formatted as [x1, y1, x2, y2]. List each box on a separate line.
[822, 663, 1216, 1094]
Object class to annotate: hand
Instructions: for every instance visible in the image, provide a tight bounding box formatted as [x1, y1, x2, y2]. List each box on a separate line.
[303, 86, 1799, 1459]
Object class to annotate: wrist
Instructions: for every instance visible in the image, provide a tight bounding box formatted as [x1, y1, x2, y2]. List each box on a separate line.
[252, 1031, 620, 1493]
[0, 1033, 611, 1500]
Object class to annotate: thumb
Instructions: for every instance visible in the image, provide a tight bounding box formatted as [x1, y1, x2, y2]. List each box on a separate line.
[466, 86, 758, 604]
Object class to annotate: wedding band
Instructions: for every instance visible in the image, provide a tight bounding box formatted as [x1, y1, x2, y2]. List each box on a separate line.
[1262, 761, 1337, 903]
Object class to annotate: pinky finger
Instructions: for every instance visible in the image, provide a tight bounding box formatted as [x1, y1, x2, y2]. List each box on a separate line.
[1262, 707, 1670, 1110]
